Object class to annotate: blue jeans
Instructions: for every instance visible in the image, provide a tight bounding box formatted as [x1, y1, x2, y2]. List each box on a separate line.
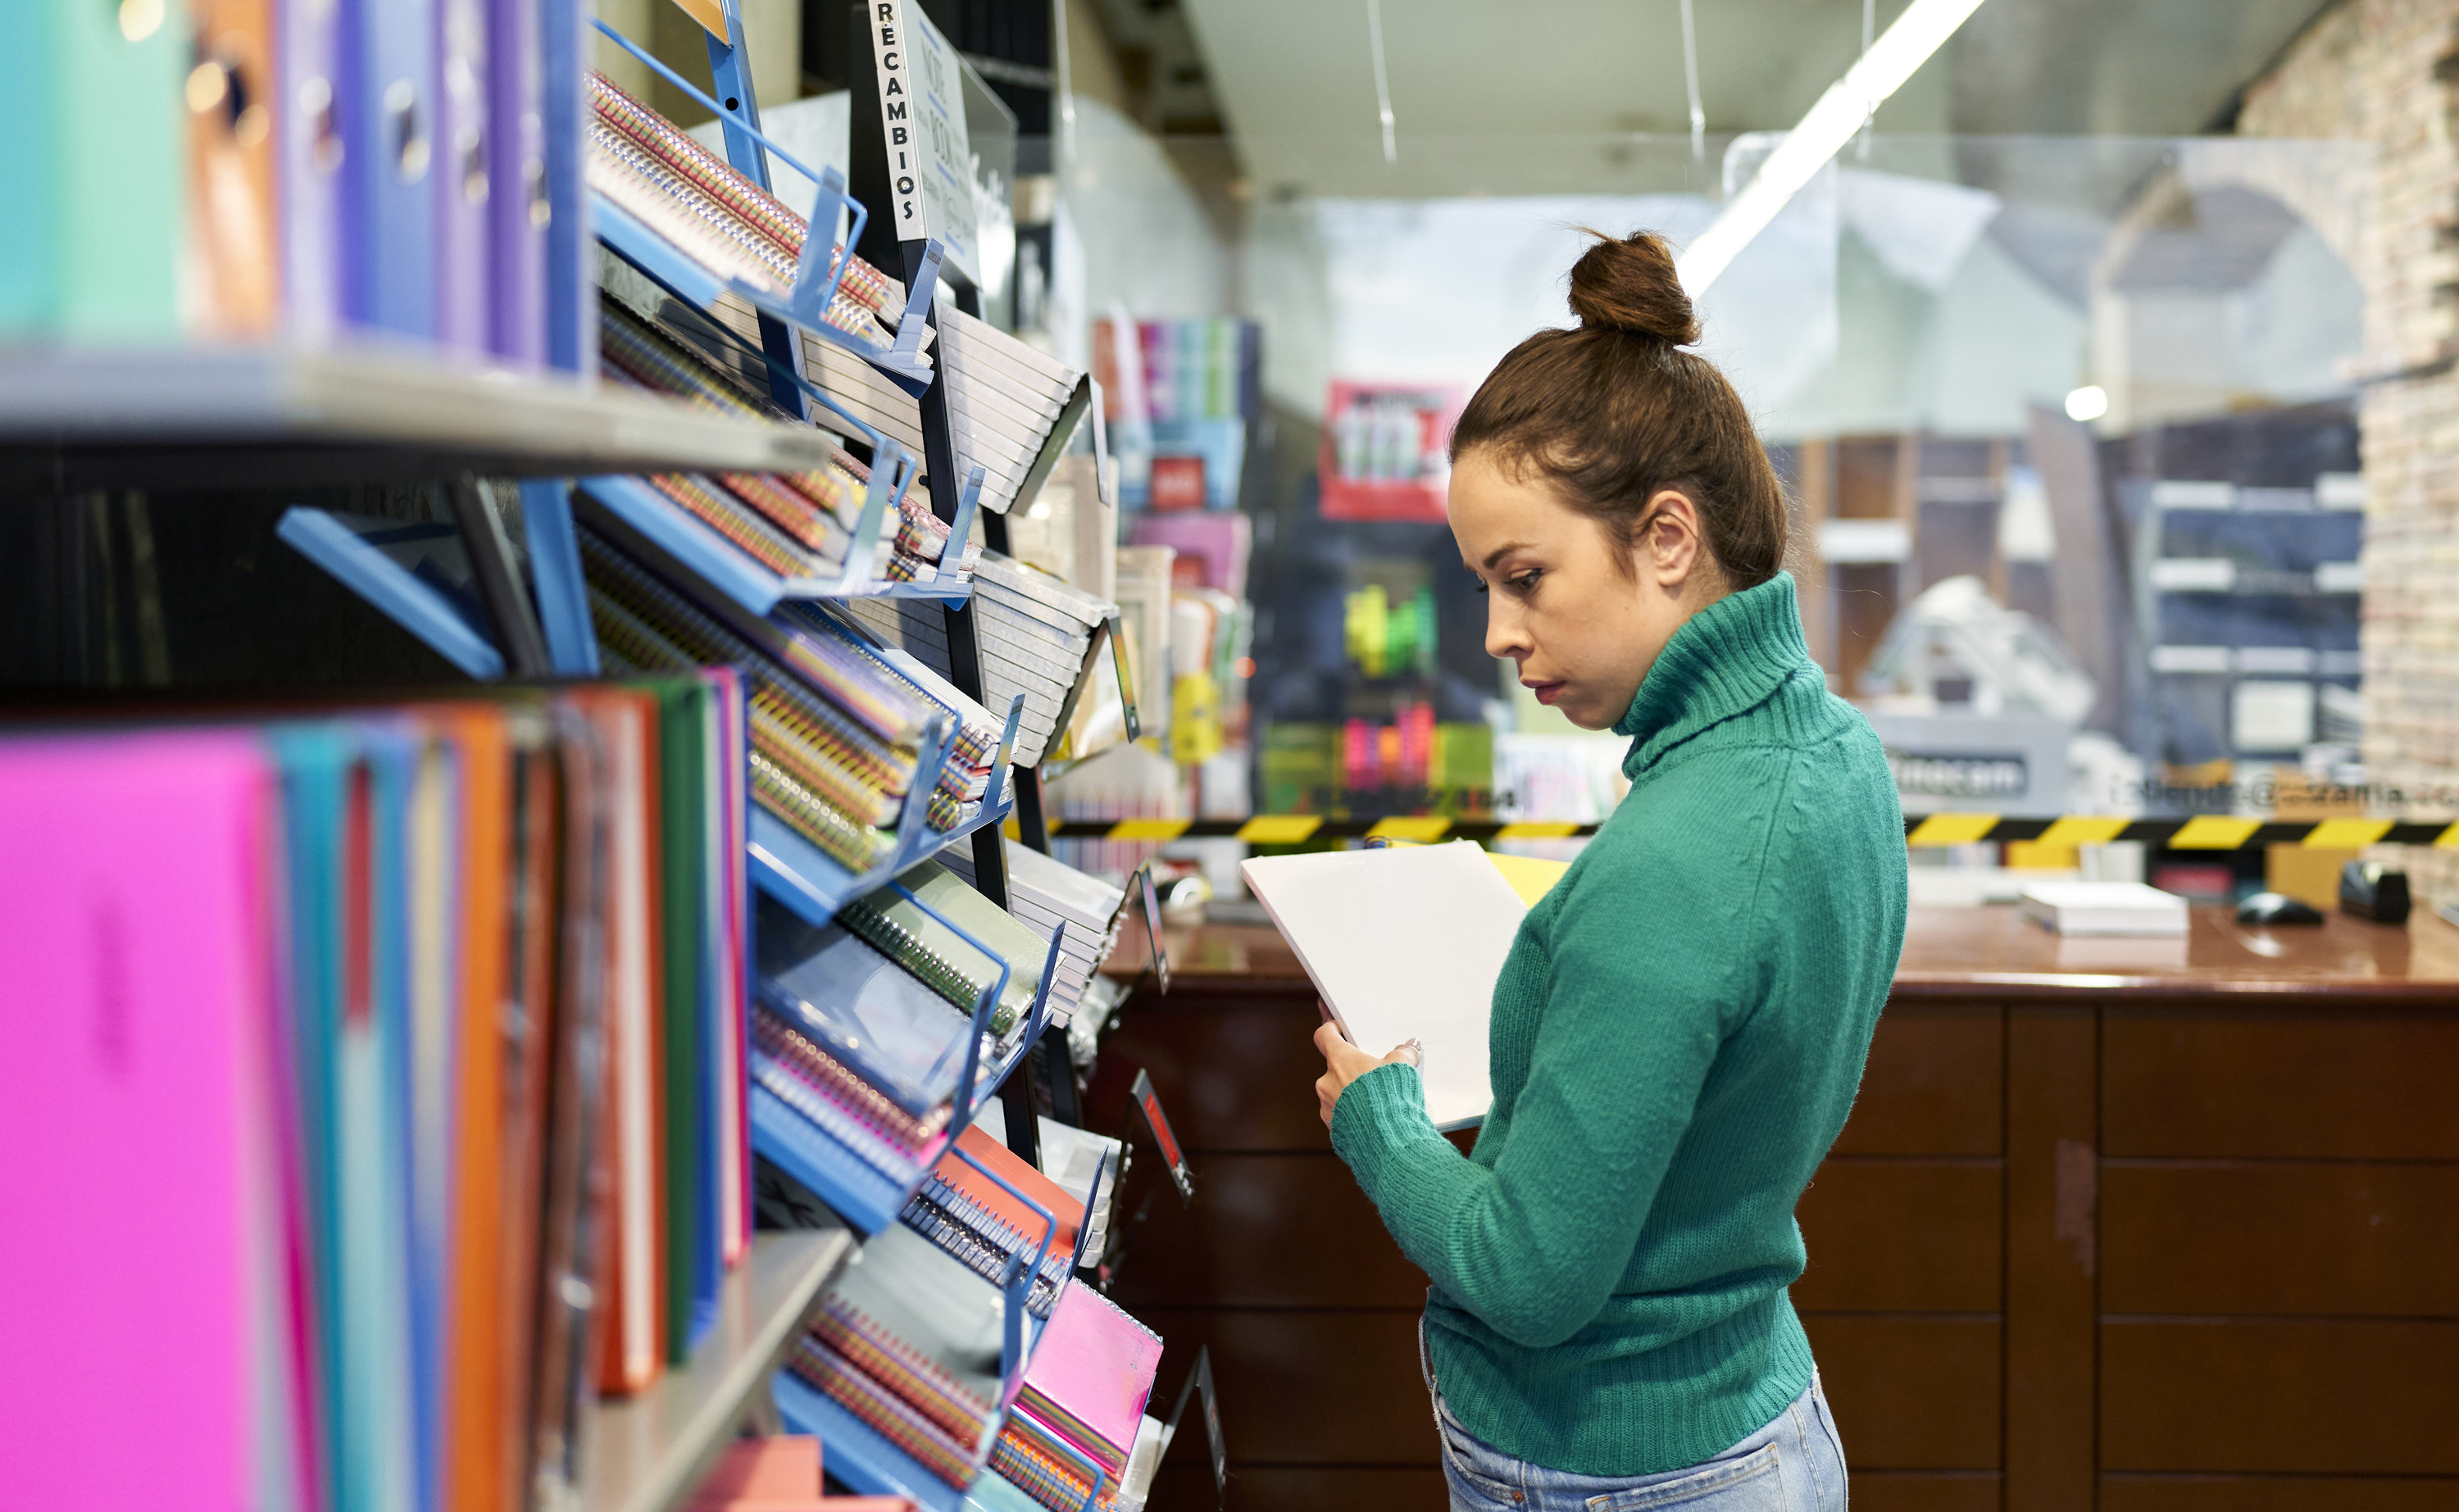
[1420, 1322, 1849, 1511]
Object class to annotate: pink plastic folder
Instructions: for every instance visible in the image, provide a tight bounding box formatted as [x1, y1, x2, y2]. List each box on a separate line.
[1016, 1283, 1162, 1473]
[0, 733, 281, 1512]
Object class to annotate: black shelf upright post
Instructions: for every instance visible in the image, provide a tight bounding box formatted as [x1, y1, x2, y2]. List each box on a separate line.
[850, 0, 1043, 1161]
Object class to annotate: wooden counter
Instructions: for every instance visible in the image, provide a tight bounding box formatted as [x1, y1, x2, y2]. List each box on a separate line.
[1088, 906, 2459, 1512]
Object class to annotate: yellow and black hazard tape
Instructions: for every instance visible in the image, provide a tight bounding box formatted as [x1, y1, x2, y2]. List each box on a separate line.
[1040, 814, 2459, 849]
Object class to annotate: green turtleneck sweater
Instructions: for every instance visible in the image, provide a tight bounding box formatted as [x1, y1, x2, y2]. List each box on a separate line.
[1329, 572, 1907, 1477]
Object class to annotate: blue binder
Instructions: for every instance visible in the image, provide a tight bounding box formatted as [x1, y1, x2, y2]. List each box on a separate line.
[342, 0, 439, 338]
[540, 0, 593, 374]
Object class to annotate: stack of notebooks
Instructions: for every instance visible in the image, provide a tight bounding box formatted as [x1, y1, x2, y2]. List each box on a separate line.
[787, 604, 1011, 830]
[797, 302, 1089, 522]
[843, 553, 1119, 769]
[2, 687, 752, 1512]
[899, 1124, 1089, 1322]
[788, 1223, 1007, 1489]
[749, 860, 1057, 1213]
[582, 524, 970, 875]
[943, 840, 1130, 1024]
[989, 1283, 1164, 1512]
[587, 70, 916, 365]
[598, 296, 973, 588]
[585, 65, 1088, 524]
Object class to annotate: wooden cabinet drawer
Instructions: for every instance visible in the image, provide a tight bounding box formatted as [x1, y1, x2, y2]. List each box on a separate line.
[2102, 1319, 2459, 1473]
[1796, 1159, 2002, 1313]
[1848, 1473, 2002, 1512]
[2102, 1160, 2459, 1316]
[1108, 1153, 1430, 1310]
[1147, 1465, 1446, 1512]
[2101, 1474, 2459, 1512]
[1833, 1006, 2004, 1157]
[1132, 1307, 1434, 1465]
[1088, 995, 1329, 1153]
[1801, 1314, 2002, 1470]
[2104, 1014, 2459, 1159]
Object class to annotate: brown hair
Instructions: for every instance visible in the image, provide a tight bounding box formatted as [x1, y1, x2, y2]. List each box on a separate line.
[1449, 228, 1787, 589]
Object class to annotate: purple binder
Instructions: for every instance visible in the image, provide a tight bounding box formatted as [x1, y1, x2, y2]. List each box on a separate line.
[485, 0, 548, 365]
[280, 0, 343, 341]
[434, 0, 491, 355]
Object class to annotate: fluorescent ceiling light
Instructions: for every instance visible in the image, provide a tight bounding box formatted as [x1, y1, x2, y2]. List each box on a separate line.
[1677, 0, 1989, 296]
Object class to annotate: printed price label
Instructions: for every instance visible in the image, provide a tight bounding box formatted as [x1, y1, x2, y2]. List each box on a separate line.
[1136, 862, 1168, 996]
[1130, 1066, 1193, 1204]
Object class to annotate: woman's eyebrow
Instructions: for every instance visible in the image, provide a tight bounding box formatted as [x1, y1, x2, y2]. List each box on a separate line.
[1480, 541, 1535, 570]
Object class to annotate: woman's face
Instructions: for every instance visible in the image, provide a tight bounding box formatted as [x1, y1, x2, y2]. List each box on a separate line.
[1448, 449, 1721, 732]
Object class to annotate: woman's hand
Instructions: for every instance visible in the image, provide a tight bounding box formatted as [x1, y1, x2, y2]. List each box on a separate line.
[1314, 1014, 1423, 1129]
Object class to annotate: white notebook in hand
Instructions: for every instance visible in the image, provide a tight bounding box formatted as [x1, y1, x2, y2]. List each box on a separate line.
[1239, 841, 1534, 1130]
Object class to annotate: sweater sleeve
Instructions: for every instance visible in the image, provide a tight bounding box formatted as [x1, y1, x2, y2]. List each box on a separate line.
[1328, 778, 1776, 1349]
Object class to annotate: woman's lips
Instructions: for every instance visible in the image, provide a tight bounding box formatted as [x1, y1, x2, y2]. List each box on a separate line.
[1525, 680, 1565, 706]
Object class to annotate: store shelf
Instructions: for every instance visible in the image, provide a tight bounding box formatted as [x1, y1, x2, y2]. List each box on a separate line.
[594, 196, 936, 402]
[771, 1369, 981, 1512]
[748, 1001, 1047, 1237]
[575, 472, 975, 619]
[748, 793, 1011, 927]
[581, 1227, 857, 1512]
[0, 346, 848, 488]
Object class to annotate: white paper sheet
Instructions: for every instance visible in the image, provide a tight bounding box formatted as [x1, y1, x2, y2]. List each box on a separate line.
[1239, 841, 1526, 1129]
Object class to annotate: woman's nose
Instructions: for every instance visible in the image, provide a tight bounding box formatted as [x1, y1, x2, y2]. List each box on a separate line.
[1485, 600, 1530, 661]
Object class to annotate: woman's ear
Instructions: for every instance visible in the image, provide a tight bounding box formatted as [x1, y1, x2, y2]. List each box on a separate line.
[1637, 488, 1706, 588]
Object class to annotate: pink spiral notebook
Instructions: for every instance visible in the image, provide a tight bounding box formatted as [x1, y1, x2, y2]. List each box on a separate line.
[1015, 1282, 1162, 1473]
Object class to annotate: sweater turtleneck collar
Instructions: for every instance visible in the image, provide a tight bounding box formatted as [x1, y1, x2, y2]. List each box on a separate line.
[1611, 571, 1814, 779]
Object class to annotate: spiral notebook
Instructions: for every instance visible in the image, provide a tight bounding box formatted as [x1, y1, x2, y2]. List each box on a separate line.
[753, 893, 980, 1116]
[1013, 1283, 1161, 1477]
[836, 859, 1053, 1040]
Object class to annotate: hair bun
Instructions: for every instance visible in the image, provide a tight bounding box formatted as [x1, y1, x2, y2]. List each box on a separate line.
[1566, 229, 1700, 345]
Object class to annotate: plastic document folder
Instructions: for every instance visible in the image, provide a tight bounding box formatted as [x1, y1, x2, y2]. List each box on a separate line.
[756, 902, 980, 1116]
[1240, 841, 1535, 1130]
[0, 733, 294, 1512]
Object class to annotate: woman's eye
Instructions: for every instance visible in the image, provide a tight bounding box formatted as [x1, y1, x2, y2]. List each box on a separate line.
[1509, 570, 1543, 593]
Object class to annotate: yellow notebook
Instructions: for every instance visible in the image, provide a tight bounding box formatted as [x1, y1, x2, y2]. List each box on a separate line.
[1485, 851, 1570, 908]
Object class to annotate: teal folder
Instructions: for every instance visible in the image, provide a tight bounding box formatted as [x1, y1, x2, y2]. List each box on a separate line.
[0, 1, 183, 338]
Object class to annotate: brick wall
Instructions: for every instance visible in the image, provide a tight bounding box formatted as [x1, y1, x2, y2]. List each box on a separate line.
[2240, 0, 2459, 903]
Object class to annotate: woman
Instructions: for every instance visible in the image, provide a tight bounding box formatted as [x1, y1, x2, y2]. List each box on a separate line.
[1311, 229, 1908, 1510]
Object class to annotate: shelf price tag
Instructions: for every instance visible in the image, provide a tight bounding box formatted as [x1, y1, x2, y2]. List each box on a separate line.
[1137, 863, 1169, 996]
[863, 0, 978, 279]
[1129, 1066, 1193, 1205]
[1161, 1346, 1227, 1509]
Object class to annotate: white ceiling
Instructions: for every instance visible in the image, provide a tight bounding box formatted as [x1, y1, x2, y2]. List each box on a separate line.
[1180, 0, 2334, 195]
